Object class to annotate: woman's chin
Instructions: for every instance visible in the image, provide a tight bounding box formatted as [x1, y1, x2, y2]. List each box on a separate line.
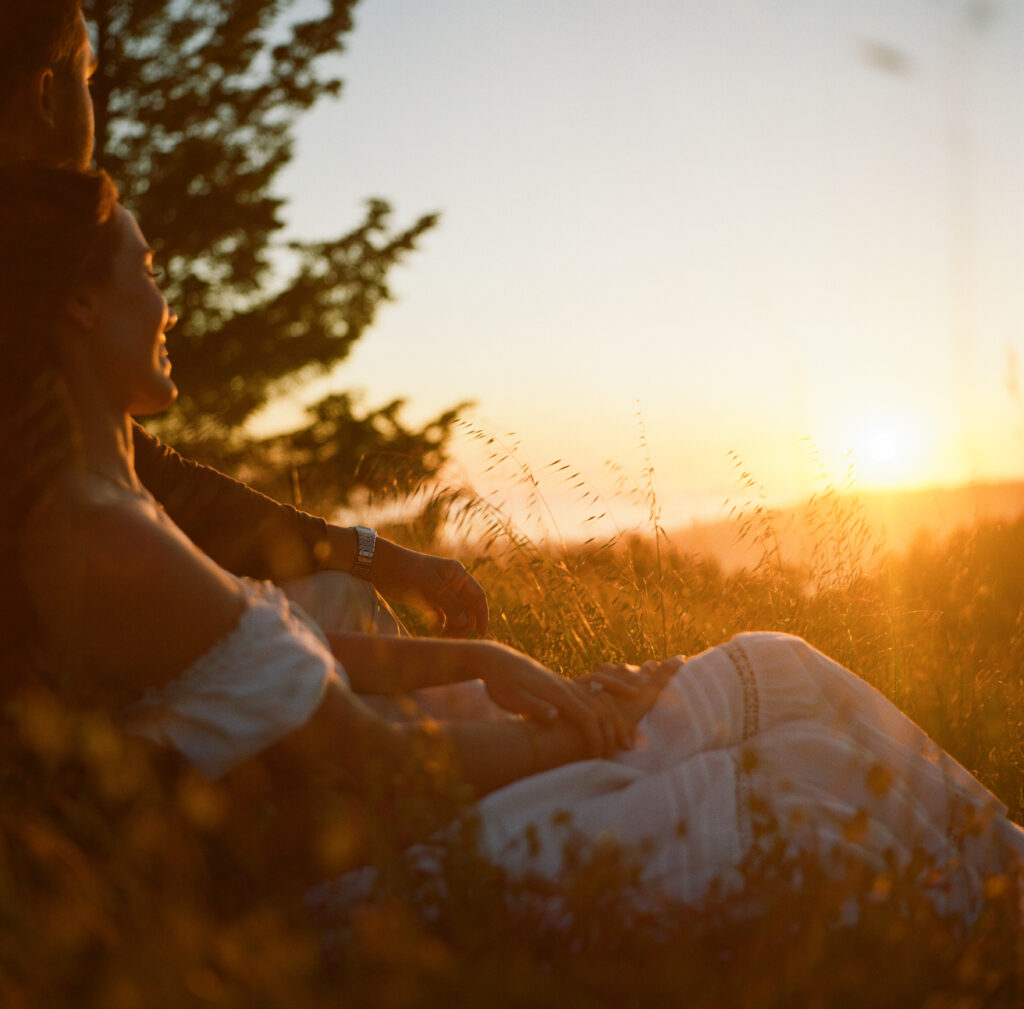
[129, 380, 178, 417]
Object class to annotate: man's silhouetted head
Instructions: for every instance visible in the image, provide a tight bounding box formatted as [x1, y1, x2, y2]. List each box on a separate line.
[0, 1, 95, 170]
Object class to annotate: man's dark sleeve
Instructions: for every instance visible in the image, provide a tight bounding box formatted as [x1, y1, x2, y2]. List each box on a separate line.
[133, 422, 332, 581]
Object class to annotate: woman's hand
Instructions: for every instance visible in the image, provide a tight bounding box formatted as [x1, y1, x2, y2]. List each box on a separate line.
[475, 643, 637, 759]
[576, 658, 684, 752]
[479, 647, 684, 760]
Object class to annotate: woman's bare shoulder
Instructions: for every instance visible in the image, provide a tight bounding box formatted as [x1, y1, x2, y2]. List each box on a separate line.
[22, 475, 248, 695]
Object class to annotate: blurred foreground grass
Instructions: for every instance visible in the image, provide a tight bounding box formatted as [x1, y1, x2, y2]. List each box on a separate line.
[3, 484, 1024, 1007]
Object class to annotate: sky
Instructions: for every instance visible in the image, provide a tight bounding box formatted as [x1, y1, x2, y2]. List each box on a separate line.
[259, 0, 1024, 535]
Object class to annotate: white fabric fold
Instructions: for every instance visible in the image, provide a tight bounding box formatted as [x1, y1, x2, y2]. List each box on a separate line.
[124, 579, 342, 779]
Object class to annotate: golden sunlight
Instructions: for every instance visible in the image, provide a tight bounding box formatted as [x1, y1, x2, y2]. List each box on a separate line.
[840, 411, 934, 488]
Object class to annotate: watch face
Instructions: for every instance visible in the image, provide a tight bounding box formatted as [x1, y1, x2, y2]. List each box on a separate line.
[354, 527, 376, 575]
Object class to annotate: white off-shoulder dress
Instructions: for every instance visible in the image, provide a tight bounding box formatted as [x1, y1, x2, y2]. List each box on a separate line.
[124, 579, 1024, 918]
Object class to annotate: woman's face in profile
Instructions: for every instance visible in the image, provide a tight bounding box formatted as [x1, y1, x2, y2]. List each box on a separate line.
[83, 206, 178, 416]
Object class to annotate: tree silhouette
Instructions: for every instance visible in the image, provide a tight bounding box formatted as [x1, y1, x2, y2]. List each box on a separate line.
[84, 0, 462, 511]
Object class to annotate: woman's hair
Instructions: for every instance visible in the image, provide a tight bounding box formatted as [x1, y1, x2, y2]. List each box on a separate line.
[0, 163, 120, 668]
[0, 163, 119, 386]
[0, 0, 84, 114]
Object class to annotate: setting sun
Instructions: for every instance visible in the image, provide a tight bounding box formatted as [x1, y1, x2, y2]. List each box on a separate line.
[813, 409, 942, 491]
[849, 413, 928, 486]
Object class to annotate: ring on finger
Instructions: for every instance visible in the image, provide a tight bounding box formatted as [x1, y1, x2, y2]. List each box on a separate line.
[586, 681, 604, 695]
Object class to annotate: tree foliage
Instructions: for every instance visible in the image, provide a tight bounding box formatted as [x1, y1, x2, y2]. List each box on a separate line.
[84, 0, 460, 507]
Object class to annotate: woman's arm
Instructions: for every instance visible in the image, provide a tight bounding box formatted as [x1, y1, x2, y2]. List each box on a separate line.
[327, 630, 643, 757]
[327, 631, 537, 694]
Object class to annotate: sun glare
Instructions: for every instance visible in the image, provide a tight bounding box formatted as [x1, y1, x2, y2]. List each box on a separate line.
[845, 413, 930, 487]
[812, 408, 943, 492]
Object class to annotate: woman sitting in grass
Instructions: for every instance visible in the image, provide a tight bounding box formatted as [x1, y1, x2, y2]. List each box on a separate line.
[3, 163, 1022, 922]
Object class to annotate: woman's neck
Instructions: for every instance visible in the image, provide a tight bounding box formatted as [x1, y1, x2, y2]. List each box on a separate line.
[59, 339, 139, 490]
[78, 416, 139, 490]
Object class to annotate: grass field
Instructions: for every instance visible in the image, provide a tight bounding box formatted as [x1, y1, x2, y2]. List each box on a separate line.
[3, 476, 1024, 1007]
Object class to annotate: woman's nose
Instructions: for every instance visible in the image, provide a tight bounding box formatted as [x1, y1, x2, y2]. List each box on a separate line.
[165, 311, 179, 332]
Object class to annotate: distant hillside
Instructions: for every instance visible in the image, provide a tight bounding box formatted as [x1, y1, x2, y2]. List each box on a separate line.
[667, 481, 1024, 571]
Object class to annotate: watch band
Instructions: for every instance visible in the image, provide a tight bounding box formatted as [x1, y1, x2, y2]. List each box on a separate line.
[352, 525, 377, 579]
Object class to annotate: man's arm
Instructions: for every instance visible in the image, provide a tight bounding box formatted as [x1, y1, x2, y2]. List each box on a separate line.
[133, 422, 330, 582]
[132, 423, 488, 635]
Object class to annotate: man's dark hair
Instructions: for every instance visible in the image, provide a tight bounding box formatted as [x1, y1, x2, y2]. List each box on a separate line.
[0, 0, 83, 113]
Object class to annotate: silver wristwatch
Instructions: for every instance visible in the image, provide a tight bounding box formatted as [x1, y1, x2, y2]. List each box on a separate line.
[352, 525, 377, 579]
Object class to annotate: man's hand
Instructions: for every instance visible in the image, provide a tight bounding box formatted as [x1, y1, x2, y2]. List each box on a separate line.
[366, 539, 489, 638]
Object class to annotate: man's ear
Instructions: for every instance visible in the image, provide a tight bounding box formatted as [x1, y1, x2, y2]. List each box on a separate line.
[64, 288, 98, 333]
[0, 69, 59, 160]
[25, 67, 59, 129]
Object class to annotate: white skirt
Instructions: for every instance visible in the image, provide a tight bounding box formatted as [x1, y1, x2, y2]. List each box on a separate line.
[311, 632, 1024, 922]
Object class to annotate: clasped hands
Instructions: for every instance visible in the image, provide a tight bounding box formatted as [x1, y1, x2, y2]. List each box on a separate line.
[480, 644, 685, 759]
